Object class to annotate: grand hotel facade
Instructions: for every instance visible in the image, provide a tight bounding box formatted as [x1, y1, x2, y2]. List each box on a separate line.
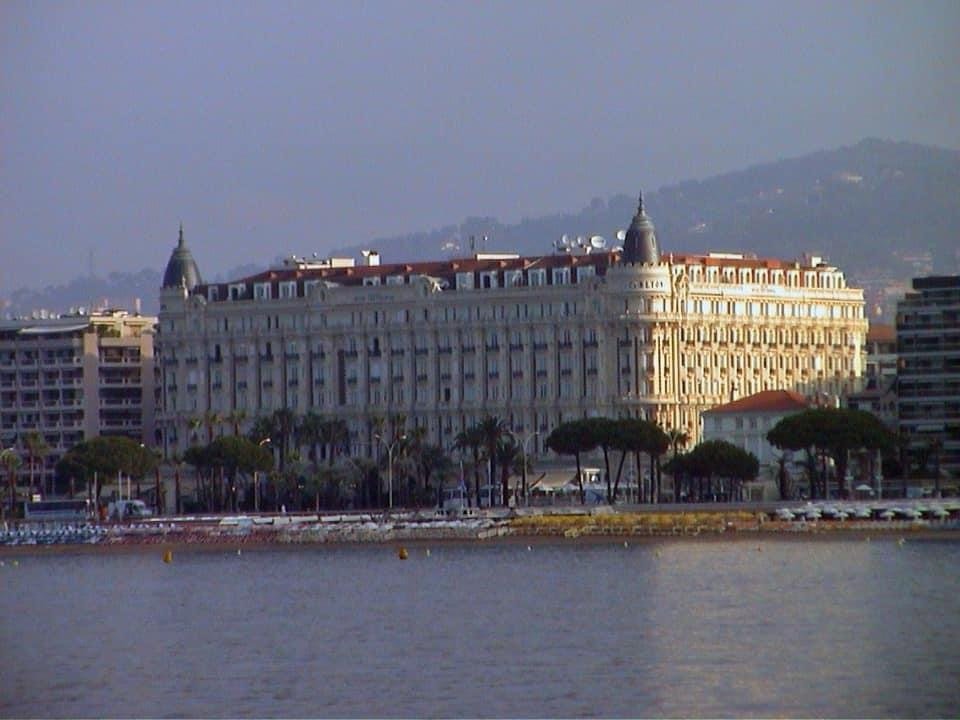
[156, 198, 868, 461]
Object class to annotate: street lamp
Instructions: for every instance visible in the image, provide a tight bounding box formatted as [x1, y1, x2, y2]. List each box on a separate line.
[255, 438, 271, 512]
[374, 433, 406, 510]
[507, 429, 538, 507]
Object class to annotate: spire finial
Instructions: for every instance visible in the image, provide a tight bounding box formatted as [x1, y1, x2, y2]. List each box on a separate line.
[638, 191, 644, 214]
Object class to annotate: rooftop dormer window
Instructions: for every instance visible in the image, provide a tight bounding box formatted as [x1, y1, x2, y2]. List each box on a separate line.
[254, 282, 272, 301]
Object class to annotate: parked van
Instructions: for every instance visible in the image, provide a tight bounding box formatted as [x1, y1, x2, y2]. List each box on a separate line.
[107, 499, 152, 521]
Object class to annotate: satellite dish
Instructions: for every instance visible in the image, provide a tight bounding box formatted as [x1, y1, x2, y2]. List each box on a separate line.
[616, 229, 627, 242]
[555, 234, 572, 252]
[590, 235, 607, 250]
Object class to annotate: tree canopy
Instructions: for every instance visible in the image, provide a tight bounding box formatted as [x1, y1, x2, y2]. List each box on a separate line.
[767, 407, 893, 497]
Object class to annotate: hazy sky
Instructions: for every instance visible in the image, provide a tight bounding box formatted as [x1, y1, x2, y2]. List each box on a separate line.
[2, 0, 958, 290]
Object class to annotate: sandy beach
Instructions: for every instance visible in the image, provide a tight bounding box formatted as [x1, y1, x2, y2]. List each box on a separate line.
[3, 508, 958, 557]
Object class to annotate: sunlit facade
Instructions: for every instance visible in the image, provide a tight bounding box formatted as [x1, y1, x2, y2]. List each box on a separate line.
[157, 199, 868, 462]
[0, 311, 156, 490]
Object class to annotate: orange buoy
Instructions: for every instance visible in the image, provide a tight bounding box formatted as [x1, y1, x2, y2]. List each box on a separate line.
[398, 547, 408, 560]
[162, 550, 173, 563]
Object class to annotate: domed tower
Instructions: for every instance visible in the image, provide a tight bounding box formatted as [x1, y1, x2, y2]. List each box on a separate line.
[162, 224, 203, 290]
[621, 192, 659, 265]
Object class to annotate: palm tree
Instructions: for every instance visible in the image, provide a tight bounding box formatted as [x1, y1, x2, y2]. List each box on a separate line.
[454, 425, 485, 508]
[665, 428, 690, 502]
[203, 410, 223, 444]
[226, 408, 248, 436]
[23, 431, 50, 497]
[477, 415, 506, 505]
[296, 411, 326, 466]
[171, 453, 184, 515]
[495, 436, 521, 507]
[320, 418, 349, 467]
[1, 447, 22, 518]
[188, 416, 204, 445]
[928, 436, 944, 498]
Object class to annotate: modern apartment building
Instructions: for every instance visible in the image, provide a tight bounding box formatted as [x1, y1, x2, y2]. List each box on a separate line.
[157, 197, 868, 463]
[896, 275, 960, 482]
[0, 310, 157, 491]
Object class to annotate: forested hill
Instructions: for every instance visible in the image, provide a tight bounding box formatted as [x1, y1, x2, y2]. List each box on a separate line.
[335, 138, 960, 282]
[5, 139, 958, 318]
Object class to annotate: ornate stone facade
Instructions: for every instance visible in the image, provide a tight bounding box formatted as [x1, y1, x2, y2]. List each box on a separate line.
[157, 203, 867, 462]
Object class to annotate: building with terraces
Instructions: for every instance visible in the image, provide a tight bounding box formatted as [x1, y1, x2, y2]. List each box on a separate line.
[0, 310, 156, 493]
[156, 197, 868, 464]
[896, 275, 960, 485]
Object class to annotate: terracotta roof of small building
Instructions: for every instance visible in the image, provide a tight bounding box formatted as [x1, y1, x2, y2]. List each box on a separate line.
[867, 322, 895, 343]
[703, 389, 809, 415]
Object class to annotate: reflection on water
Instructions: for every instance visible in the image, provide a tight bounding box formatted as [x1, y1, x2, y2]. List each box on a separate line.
[1, 537, 959, 718]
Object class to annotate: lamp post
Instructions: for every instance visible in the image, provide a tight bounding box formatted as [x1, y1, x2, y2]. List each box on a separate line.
[507, 429, 538, 507]
[375, 433, 406, 510]
[255, 438, 271, 512]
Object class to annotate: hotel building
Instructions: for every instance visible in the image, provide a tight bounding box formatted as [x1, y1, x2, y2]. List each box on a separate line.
[157, 197, 868, 462]
[0, 310, 157, 490]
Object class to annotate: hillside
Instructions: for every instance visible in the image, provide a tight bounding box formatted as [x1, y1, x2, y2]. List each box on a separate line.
[4, 139, 958, 319]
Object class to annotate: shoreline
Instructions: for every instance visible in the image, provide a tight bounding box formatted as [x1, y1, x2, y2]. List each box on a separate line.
[2, 521, 958, 558]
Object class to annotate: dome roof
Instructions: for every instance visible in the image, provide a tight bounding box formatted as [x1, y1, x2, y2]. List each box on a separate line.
[162, 224, 203, 290]
[622, 193, 660, 265]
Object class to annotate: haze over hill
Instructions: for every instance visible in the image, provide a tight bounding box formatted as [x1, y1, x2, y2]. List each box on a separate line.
[3, 139, 958, 320]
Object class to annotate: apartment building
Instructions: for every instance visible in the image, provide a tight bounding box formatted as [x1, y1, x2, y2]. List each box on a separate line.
[896, 275, 960, 482]
[157, 197, 868, 463]
[0, 310, 156, 490]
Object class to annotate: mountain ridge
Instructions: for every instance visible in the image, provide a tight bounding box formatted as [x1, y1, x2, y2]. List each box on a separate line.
[4, 138, 957, 320]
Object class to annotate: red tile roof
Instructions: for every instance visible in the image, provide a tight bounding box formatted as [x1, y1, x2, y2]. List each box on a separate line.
[704, 389, 809, 415]
[867, 322, 895, 343]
